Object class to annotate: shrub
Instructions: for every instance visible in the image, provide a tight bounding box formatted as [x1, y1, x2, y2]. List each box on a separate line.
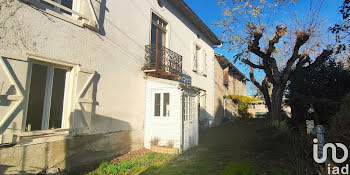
[328, 93, 350, 161]
[266, 119, 289, 133]
[151, 137, 160, 146]
[225, 95, 260, 118]
[287, 134, 317, 175]
[166, 140, 174, 148]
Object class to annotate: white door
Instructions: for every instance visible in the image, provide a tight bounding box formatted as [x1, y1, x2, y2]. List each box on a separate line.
[182, 90, 198, 151]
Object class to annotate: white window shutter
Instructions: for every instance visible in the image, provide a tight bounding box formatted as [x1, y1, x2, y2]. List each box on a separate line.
[192, 44, 197, 72]
[79, 0, 101, 30]
[203, 52, 207, 76]
[73, 67, 95, 135]
[0, 53, 28, 143]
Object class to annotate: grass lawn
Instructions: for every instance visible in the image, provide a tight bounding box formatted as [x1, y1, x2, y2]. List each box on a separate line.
[88, 119, 295, 175]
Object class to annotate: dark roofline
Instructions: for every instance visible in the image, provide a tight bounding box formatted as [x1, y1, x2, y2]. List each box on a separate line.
[168, 0, 222, 45]
[215, 53, 248, 81]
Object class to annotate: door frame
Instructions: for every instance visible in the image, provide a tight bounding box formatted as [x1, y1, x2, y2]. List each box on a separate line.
[181, 89, 198, 151]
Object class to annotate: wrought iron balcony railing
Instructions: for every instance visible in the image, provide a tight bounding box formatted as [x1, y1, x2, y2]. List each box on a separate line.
[143, 44, 182, 78]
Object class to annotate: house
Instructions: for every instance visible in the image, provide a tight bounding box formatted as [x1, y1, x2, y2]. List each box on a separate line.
[213, 53, 247, 124]
[0, 0, 221, 174]
[248, 101, 269, 118]
[248, 95, 291, 118]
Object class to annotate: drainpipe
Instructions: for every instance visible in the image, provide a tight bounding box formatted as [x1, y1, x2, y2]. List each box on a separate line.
[223, 96, 226, 118]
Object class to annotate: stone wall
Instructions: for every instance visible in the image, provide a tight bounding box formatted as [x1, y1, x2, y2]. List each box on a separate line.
[0, 130, 144, 174]
[213, 58, 246, 125]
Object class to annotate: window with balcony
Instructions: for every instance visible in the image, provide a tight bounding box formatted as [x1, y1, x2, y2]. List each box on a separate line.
[143, 13, 182, 78]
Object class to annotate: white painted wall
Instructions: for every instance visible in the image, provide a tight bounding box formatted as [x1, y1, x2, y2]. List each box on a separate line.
[0, 0, 216, 140]
[144, 79, 182, 150]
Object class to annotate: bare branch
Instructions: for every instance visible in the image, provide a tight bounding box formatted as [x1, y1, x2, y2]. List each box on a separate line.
[249, 67, 263, 90]
[242, 59, 264, 69]
[282, 32, 311, 83]
[311, 49, 333, 67]
[266, 26, 288, 56]
[248, 31, 276, 84]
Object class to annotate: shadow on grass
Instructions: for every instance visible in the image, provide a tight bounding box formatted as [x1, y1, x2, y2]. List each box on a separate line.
[139, 119, 295, 175]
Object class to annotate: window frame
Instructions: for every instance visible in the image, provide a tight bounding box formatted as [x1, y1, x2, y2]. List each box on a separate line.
[26, 0, 91, 27]
[23, 56, 76, 134]
[192, 43, 207, 76]
[152, 91, 171, 118]
[149, 11, 169, 48]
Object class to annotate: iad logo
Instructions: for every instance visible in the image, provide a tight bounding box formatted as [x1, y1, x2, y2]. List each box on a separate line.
[313, 139, 349, 174]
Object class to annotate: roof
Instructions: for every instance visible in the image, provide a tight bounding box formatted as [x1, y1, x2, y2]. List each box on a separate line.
[168, 0, 222, 45]
[215, 53, 248, 81]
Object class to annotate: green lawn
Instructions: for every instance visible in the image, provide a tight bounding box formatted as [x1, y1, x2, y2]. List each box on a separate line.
[88, 119, 295, 175]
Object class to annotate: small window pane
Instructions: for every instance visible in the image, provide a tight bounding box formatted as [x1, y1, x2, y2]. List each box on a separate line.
[154, 93, 161, 116]
[26, 64, 48, 131]
[60, 0, 73, 15]
[163, 93, 170, 117]
[49, 68, 67, 129]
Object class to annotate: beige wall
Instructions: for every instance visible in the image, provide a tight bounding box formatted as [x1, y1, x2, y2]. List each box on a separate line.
[248, 101, 269, 118]
[213, 58, 246, 124]
[0, 0, 216, 173]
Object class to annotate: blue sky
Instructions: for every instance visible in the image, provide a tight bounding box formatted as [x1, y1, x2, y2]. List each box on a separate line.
[184, 0, 344, 95]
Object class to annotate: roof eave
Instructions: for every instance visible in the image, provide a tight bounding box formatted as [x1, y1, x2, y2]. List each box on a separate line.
[168, 0, 222, 45]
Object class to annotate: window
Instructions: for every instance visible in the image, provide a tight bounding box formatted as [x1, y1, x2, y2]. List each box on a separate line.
[41, 0, 74, 15]
[223, 67, 229, 85]
[163, 93, 170, 117]
[154, 93, 170, 117]
[150, 13, 168, 68]
[183, 92, 196, 121]
[192, 44, 200, 72]
[25, 63, 69, 131]
[151, 13, 167, 46]
[192, 44, 207, 75]
[154, 93, 161, 116]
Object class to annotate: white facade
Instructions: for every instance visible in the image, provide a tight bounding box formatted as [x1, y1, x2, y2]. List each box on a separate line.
[0, 0, 220, 173]
[144, 78, 200, 153]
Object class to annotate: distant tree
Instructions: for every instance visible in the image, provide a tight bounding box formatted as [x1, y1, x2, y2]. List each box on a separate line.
[330, 0, 350, 46]
[287, 58, 350, 132]
[216, 0, 333, 120]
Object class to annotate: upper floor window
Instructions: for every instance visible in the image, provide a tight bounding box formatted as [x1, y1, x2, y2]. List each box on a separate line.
[40, 0, 74, 16]
[192, 44, 207, 76]
[151, 13, 168, 47]
[25, 0, 98, 29]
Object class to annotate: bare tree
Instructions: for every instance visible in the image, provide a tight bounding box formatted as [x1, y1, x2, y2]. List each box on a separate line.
[216, 0, 333, 120]
[244, 27, 332, 120]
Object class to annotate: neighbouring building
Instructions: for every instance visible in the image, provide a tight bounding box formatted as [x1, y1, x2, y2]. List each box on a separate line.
[248, 96, 291, 118]
[213, 53, 247, 125]
[0, 0, 221, 174]
[248, 101, 269, 118]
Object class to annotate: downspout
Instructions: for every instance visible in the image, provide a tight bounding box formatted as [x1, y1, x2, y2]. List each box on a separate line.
[223, 96, 226, 118]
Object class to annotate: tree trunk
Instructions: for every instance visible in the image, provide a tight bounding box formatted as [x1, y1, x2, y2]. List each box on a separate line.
[291, 102, 307, 135]
[270, 86, 283, 121]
